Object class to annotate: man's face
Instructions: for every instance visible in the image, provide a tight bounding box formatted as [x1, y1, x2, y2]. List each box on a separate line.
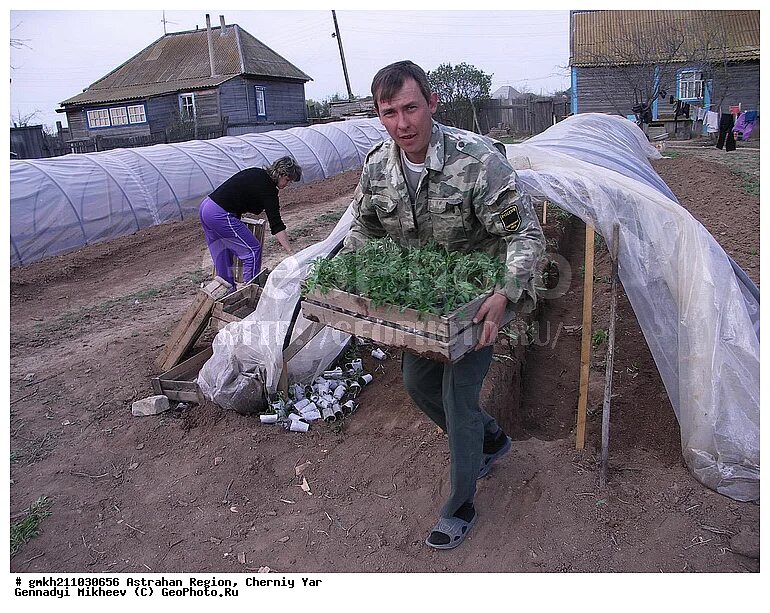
[376, 77, 438, 164]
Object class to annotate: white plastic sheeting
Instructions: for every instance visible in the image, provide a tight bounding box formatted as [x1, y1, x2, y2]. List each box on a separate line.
[197, 210, 353, 408]
[199, 113, 759, 502]
[9, 119, 388, 266]
[510, 113, 759, 502]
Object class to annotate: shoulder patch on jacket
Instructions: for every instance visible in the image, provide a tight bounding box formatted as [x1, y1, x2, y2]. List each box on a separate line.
[498, 204, 521, 232]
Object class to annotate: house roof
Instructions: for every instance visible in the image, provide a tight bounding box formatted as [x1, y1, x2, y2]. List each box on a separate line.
[60, 23, 312, 107]
[491, 85, 524, 100]
[570, 10, 760, 67]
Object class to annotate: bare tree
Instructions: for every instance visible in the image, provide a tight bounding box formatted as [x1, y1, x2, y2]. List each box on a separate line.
[575, 14, 737, 123]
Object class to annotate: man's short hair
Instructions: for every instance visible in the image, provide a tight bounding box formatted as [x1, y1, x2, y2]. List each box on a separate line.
[371, 60, 432, 111]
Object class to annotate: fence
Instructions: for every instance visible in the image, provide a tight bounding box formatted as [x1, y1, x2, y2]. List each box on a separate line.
[434, 96, 571, 136]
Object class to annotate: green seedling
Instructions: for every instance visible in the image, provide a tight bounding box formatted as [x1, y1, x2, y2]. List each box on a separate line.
[11, 496, 52, 557]
[592, 329, 608, 348]
[304, 238, 505, 315]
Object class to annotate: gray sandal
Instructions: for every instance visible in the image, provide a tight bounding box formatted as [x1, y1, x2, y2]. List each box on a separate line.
[478, 435, 512, 479]
[425, 512, 478, 550]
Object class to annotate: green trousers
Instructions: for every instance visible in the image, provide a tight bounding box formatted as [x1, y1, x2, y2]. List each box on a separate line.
[402, 346, 500, 518]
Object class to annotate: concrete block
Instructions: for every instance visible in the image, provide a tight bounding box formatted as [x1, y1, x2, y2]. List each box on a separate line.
[132, 395, 170, 416]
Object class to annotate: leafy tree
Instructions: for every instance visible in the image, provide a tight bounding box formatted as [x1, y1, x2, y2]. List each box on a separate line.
[427, 62, 492, 132]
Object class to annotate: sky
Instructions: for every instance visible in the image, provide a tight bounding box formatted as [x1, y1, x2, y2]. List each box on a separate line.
[8, 8, 572, 130]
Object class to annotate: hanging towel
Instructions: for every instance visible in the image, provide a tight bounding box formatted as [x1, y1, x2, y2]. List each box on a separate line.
[704, 111, 720, 133]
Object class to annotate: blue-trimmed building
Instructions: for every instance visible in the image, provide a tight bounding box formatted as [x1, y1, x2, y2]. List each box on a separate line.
[569, 10, 759, 135]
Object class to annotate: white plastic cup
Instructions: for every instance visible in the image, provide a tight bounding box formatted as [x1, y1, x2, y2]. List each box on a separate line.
[321, 406, 336, 422]
[294, 398, 311, 411]
[333, 385, 347, 400]
[359, 374, 373, 385]
[333, 403, 343, 420]
[288, 413, 303, 422]
[260, 414, 278, 424]
[371, 348, 386, 360]
[289, 420, 309, 432]
[346, 359, 363, 373]
[342, 400, 358, 414]
[301, 409, 322, 421]
[323, 367, 344, 379]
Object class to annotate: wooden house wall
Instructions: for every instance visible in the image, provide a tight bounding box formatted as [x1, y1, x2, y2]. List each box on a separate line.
[576, 60, 760, 117]
[220, 77, 307, 130]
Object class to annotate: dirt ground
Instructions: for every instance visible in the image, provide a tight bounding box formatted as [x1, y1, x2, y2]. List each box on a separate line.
[9, 146, 759, 575]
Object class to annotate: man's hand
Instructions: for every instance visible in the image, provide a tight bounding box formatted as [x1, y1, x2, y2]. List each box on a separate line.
[472, 292, 509, 350]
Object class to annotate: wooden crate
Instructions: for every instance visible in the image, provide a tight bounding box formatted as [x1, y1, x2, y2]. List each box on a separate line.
[301, 288, 516, 362]
[151, 347, 213, 403]
[209, 268, 269, 331]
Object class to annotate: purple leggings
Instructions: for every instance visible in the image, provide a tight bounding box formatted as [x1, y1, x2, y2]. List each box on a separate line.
[199, 196, 262, 287]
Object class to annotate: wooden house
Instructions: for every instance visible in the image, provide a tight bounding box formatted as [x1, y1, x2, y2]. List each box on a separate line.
[58, 15, 312, 150]
[569, 10, 759, 133]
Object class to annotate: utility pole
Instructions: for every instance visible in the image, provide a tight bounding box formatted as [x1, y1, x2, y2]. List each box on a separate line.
[331, 10, 354, 101]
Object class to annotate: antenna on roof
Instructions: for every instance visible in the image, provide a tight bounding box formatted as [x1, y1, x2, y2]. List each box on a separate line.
[161, 10, 177, 35]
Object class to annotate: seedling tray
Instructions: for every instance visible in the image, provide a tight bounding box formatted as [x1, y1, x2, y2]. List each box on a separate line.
[301, 288, 515, 362]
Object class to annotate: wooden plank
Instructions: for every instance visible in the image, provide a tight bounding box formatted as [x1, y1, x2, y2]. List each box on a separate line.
[284, 321, 326, 362]
[600, 224, 620, 488]
[151, 347, 213, 402]
[154, 290, 209, 370]
[576, 224, 596, 450]
[304, 302, 465, 362]
[155, 278, 231, 371]
[303, 288, 492, 340]
[157, 291, 217, 372]
[159, 346, 213, 381]
[304, 288, 450, 339]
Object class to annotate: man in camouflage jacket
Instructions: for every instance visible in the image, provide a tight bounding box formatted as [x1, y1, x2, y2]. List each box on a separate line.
[341, 60, 545, 550]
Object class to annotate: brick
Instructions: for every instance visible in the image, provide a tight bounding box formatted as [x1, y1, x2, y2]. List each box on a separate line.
[132, 395, 170, 416]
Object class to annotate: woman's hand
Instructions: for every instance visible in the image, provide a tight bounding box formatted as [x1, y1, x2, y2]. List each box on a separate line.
[274, 230, 293, 255]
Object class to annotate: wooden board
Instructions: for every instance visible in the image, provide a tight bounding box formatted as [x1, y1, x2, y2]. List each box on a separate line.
[302, 291, 516, 363]
[303, 287, 491, 341]
[576, 224, 595, 450]
[233, 217, 266, 284]
[151, 347, 213, 402]
[154, 278, 231, 372]
[209, 273, 267, 332]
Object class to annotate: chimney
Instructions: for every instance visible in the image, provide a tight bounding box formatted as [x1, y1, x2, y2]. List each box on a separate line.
[205, 13, 216, 77]
[219, 15, 226, 35]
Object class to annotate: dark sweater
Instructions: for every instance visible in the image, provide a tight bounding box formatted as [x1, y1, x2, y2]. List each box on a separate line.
[209, 168, 286, 235]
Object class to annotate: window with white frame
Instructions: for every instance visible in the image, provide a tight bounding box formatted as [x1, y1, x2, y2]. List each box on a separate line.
[255, 87, 266, 116]
[127, 104, 146, 124]
[678, 70, 704, 100]
[179, 93, 196, 120]
[109, 106, 129, 126]
[87, 109, 111, 128]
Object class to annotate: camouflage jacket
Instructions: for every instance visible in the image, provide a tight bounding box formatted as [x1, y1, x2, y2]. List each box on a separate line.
[342, 121, 545, 307]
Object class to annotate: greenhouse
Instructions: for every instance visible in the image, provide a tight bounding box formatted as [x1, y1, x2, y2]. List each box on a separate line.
[9, 118, 388, 266]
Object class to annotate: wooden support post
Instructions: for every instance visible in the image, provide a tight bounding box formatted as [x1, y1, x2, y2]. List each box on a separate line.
[575, 224, 595, 449]
[542, 200, 548, 225]
[600, 224, 621, 487]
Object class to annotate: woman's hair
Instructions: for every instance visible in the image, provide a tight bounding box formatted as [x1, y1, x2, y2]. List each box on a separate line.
[266, 156, 302, 183]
